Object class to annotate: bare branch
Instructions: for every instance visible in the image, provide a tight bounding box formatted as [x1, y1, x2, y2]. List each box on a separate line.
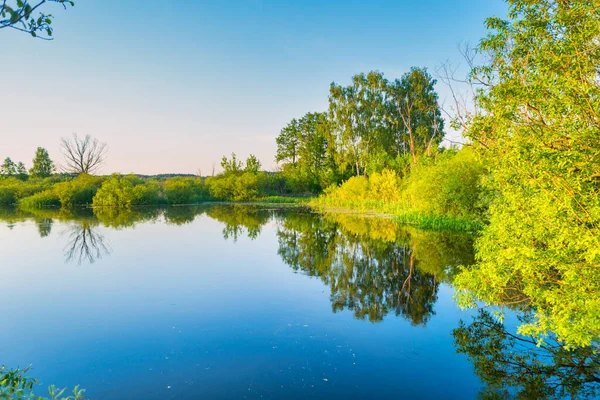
[59, 133, 107, 175]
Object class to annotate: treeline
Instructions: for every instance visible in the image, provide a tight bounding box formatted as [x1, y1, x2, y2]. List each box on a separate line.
[274, 68, 486, 228]
[275, 68, 448, 193]
[0, 152, 308, 208]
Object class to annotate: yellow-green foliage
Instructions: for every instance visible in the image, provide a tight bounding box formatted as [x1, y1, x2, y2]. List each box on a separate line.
[312, 149, 486, 230]
[93, 176, 133, 207]
[0, 177, 59, 206]
[206, 172, 260, 201]
[54, 174, 105, 207]
[323, 175, 369, 202]
[163, 177, 209, 204]
[404, 148, 486, 218]
[368, 169, 401, 202]
[19, 189, 61, 208]
[453, 0, 600, 348]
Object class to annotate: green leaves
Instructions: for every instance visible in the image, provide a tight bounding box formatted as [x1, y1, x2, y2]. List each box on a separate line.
[1, 0, 74, 39]
[455, 0, 600, 349]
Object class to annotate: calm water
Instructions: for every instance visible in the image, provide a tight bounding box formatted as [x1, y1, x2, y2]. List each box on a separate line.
[0, 205, 592, 399]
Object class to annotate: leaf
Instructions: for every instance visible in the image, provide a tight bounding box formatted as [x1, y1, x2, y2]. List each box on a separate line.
[9, 11, 20, 23]
[23, 4, 32, 20]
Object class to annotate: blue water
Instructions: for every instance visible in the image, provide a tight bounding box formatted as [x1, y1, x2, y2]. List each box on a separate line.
[0, 206, 517, 399]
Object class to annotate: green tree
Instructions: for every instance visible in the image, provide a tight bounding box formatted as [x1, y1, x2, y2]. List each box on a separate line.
[244, 154, 261, 174]
[276, 112, 338, 192]
[0, 0, 74, 39]
[454, 0, 600, 348]
[275, 119, 301, 165]
[220, 153, 242, 175]
[15, 161, 28, 180]
[30, 147, 55, 178]
[386, 67, 445, 165]
[1, 157, 17, 176]
[328, 71, 389, 176]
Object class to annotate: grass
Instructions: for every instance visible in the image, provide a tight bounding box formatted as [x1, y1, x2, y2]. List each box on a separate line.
[309, 198, 482, 232]
[253, 196, 312, 204]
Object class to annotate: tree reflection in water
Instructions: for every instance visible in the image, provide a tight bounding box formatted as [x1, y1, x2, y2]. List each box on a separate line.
[275, 212, 474, 325]
[63, 221, 110, 265]
[454, 310, 600, 399]
[0, 204, 597, 396]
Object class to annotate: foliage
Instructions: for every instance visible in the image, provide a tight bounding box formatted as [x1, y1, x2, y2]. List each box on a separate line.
[163, 177, 208, 204]
[0, 0, 74, 39]
[275, 112, 338, 192]
[404, 147, 487, 219]
[30, 147, 55, 178]
[206, 172, 259, 201]
[0, 365, 84, 400]
[367, 169, 401, 203]
[454, 0, 600, 348]
[93, 174, 163, 208]
[53, 174, 104, 207]
[244, 154, 261, 174]
[220, 153, 243, 175]
[0, 187, 17, 206]
[1, 157, 18, 177]
[19, 189, 61, 208]
[0, 177, 59, 206]
[327, 69, 444, 176]
[313, 148, 486, 230]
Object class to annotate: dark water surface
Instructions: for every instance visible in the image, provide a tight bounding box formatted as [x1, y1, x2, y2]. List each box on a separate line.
[0, 205, 592, 399]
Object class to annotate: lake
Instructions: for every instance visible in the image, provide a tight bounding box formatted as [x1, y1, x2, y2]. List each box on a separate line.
[0, 205, 591, 399]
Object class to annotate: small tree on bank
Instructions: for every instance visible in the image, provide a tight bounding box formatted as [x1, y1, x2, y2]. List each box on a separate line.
[30, 147, 55, 178]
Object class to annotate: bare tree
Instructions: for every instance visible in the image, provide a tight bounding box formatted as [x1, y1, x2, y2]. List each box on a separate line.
[60, 133, 108, 175]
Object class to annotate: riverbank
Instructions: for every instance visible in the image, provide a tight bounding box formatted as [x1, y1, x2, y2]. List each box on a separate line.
[309, 199, 482, 232]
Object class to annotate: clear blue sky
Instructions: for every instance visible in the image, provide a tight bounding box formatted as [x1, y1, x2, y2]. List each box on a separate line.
[1, 0, 506, 174]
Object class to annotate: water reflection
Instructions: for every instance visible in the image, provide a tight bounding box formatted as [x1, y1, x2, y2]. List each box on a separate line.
[0, 205, 597, 398]
[63, 222, 110, 265]
[454, 310, 600, 399]
[275, 213, 474, 325]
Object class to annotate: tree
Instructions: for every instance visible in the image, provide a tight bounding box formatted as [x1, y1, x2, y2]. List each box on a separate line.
[16, 161, 28, 179]
[454, 0, 600, 348]
[220, 153, 242, 175]
[276, 112, 337, 192]
[0, 0, 74, 39]
[387, 67, 444, 165]
[244, 154, 261, 174]
[275, 119, 301, 165]
[30, 147, 55, 178]
[328, 71, 389, 176]
[1, 157, 17, 176]
[60, 134, 107, 175]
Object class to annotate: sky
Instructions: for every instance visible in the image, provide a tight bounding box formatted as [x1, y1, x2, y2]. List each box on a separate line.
[1, 0, 507, 175]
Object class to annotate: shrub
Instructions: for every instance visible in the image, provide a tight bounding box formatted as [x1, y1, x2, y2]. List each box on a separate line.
[54, 174, 105, 207]
[164, 177, 209, 204]
[0, 187, 16, 206]
[404, 147, 486, 218]
[368, 169, 401, 202]
[19, 189, 61, 208]
[327, 176, 369, 202]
